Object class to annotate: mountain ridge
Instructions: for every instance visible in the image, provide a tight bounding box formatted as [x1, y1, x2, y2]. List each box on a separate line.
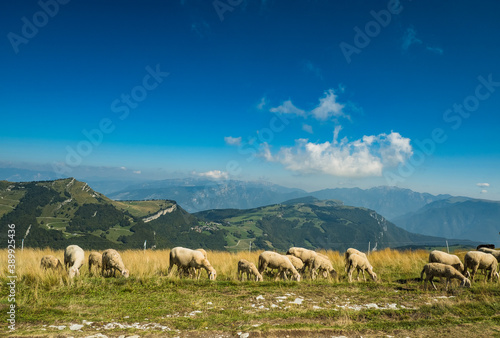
[0, 178, 475, 251]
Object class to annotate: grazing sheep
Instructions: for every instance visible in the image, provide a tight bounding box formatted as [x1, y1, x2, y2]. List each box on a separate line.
[102, 249, 129, 278]
[286, 254, 305, 273]
[258, 251, 301, 281]
[64, 245, 85, 279]
[88, 251, 102, 275]
[168, 247, 216, 280]
[477, 247, 500, 263]
[347, 253, 377, 283]
[428, 250, 465, 274]
[464, 251, 499, 282]
[40, 255, 63, 271]
[344, 248, 367, 272]
[286, 247, 318, 274]
[420, 262, 471, 290]
[237, 259, 263, 281]
[196, 248, 208, 258]
[477, 244, 495, 250]
[310, 255, 337, 280]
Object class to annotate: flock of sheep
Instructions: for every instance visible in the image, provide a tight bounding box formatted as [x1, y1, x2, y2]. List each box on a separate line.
[40, 245, 129, 279]
[39, 245, 500, 290]
[421, 248, 499, 290]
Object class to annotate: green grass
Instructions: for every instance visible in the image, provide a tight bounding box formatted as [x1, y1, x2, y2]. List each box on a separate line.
[2, 274, 500, 336]
[112, 200, 174, 218]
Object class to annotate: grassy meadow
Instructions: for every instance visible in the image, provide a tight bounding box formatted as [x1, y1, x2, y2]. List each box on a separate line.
[1, 248, 500, 337]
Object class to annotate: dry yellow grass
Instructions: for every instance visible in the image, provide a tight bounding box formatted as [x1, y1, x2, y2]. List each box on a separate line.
[1, 247, 434, 283]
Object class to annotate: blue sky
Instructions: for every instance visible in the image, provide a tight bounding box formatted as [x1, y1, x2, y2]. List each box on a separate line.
[1, 0, 500, 199]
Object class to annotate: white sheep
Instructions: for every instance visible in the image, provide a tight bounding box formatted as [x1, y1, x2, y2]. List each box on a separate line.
[64, 245, 85, 279]
[88, 251, 102, 275]
[310, 255, 337, 280]
[179, 248, 210, 278]
[420, 262, 471, 290]
[464, 251, 499, 282]
[344, 248, 367, 272]
[346, 253, 377, 282]
[286, 254, 305, 273]
[477, 247, 500, 263]
[258, 251, 301, 281]
[40, 255, 63, 271]
[286, 247, 318, 274]
[102, 249, 130, 278]
[196, 248, 208, 258]
[428, 250, 465, 274]
[237, 259, 263, 281]
[168, 247, 216, 280]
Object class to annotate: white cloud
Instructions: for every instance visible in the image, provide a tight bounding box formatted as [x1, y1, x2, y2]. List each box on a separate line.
[224, 136, 242, 146]
[197, 170, 229, 180]
[477, 183, 490, 187]
[480, 189, 488, 194]
[257, 97, 267, 110]
[269, 89, 348, 122]
[270, 100, 306, 116]
[262, 132, 412, 178]
[402, 26, 422, 51]
[310, 89, 347, 121]
[120, 166, 127, 171]
[133, 170, 141, 174]
[302, 124, 313, 134]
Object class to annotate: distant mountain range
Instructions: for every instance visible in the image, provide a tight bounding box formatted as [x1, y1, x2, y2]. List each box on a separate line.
[107, 179, 451, 219]
[0, 178, 476, 251]
[107, 178, 308, 213]
[0, 167, 455, 219]
[1, 169, 499, 246]
[393, 197, 500, 245]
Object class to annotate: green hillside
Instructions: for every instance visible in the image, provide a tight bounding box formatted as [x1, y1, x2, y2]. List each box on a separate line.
[393, 197, 500, 244]
[0, 179, 473, 251]
[195, 197, 452, 252]
[0, 178, 225, 250]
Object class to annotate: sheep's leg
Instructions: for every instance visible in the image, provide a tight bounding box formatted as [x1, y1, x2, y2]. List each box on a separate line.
[361, 268, 367, 282]
[281, 269, 288, 281]
[259, 262, 268, 275]
[347, 266, 354, 283]
[471, 266, 478, 282]
[430, 278, 438, 291]
[445, 277, 451, 291]
[273, 269, 281, 281]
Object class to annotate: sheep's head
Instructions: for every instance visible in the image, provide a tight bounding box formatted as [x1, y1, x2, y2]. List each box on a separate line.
[292, 273, 301, 282]
[122, 269, 130, 278]
[493, 271, 500, 282]
[208, 267, 217, 280]
[370, 271, 378, 282]
[256, 273, 263, 282]
[461, 277, 471, 288]
[68, 266, 79, 279]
